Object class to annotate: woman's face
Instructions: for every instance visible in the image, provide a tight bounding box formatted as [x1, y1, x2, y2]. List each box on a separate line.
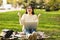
[27, 6, 32, 14]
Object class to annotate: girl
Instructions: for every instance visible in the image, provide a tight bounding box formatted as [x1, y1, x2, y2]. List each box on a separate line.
[18, 5, 41, 40]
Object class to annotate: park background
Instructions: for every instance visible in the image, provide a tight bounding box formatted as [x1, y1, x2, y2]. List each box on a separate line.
[0, 0, 60, 40]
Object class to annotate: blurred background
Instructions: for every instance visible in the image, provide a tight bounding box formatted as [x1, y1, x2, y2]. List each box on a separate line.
[0, 0, 60, 11]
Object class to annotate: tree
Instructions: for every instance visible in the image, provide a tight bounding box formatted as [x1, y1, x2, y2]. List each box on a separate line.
[0, 0, 2, 6]
[45, 0, 60, 11]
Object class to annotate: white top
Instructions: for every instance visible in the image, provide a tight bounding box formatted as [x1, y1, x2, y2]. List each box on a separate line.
[20, 14, 38, 29]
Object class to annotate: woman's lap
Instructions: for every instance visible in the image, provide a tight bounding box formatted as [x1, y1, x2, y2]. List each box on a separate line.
[24, 28, 36, 35]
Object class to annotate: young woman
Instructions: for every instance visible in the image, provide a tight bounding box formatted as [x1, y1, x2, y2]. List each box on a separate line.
[20, 6, 38, 34]
[18, 5, 41, 40]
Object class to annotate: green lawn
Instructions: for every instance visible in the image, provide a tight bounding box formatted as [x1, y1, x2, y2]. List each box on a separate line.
[0, 9, 60, 40]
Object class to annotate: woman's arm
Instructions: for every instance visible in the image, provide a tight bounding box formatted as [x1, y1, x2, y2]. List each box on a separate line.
[38, 14, 41, 19]
[20, 14, 25, 25]
[17, 12, 21, 18]
[17, 12, 25, 25]
[34, 14, 41, 25]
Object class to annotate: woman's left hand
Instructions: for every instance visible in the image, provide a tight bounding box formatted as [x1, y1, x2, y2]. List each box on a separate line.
[38, 14, 41, 18]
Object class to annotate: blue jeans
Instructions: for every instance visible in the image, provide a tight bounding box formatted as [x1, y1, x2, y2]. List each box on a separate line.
[24, 27, 36, 35]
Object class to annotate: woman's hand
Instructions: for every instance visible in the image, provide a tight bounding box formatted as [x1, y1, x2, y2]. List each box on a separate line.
[38, 14, 41, 18]
[17, 12, 21, 18]
[17, 12, 20, 16]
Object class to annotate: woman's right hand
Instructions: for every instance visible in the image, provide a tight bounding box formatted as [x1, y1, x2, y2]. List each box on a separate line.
[18, 12, 21, 18]
[17, 12, 20, 16]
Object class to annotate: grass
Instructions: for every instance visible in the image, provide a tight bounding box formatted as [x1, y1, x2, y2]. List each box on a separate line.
[0, 9, 60, 40]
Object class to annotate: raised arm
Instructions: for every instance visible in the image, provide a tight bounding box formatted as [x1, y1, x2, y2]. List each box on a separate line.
[20, 14, 26, 25]
[17, 12, 21, 18]
[38, 14, 41, 19]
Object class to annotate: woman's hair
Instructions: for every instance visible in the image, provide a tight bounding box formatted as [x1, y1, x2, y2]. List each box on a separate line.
[26, 5, 34, 15]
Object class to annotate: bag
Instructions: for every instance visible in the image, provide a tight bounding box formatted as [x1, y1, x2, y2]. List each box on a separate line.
[4, 30, 14, 38]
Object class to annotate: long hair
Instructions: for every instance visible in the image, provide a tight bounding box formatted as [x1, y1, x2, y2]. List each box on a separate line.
[26, 5, 34, 15]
